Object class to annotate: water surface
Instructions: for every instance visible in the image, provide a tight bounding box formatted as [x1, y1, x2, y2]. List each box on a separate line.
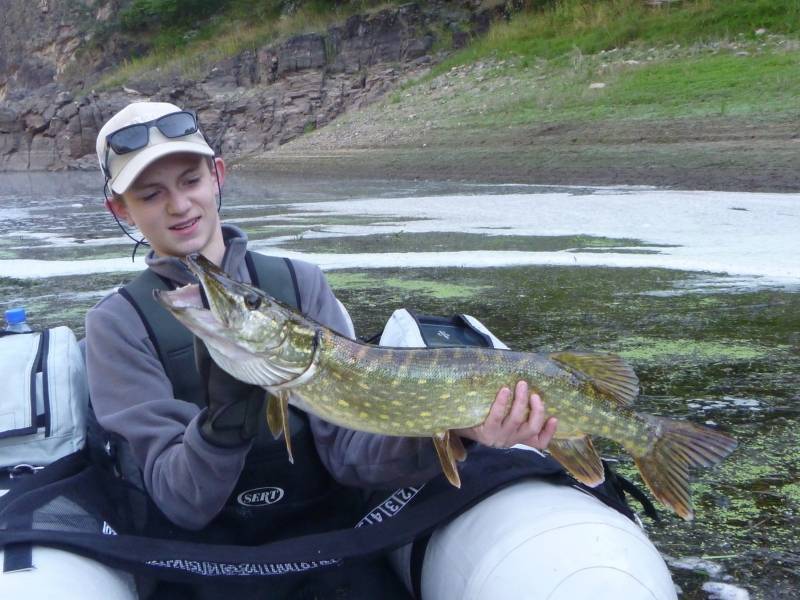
[2, 171, 798, 599]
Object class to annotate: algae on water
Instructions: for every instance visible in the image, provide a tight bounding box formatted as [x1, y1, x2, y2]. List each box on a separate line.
[614, 336, 772, 365]
[327, 271, 490, 300]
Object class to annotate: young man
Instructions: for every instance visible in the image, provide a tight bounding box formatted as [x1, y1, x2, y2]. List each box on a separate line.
[85, 101, 558, 597]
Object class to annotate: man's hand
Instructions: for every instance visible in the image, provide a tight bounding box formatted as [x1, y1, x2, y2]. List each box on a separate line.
[195, 337, 266, 448]
[455, 381, 558, 449]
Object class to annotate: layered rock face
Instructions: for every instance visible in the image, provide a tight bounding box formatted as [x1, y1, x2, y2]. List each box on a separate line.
[0, 1, 505, 172]
[1, 0, 86, 98]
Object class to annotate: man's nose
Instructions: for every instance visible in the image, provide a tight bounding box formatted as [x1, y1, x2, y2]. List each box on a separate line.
[166, 189, 192, 214]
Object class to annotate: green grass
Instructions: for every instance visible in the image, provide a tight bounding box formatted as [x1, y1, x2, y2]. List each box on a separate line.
[431, 0, 800, 74]
[450, 49, 800, 127]
[601, 51, 800, 118]
[378, 1, 800, 132]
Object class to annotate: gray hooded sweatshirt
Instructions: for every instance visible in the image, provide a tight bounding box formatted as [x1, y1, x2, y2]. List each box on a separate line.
[85, 225, 441, 530]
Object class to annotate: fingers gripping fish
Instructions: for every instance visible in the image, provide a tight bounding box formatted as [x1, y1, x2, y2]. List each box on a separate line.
[155, 254, 737, 520]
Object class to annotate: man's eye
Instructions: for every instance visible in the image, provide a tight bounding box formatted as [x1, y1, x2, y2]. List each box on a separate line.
[142, 191, 159, 201]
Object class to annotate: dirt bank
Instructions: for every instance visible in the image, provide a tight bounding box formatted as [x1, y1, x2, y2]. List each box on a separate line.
[241, 115, 800, 192]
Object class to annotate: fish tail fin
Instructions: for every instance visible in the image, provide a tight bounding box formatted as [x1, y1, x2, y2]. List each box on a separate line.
[632, 415, 737, 521]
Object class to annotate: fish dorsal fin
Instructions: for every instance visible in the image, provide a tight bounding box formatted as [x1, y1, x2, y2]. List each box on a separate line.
[549, 351, 639, 406]
[266, 391, 294, 464]
[548, 436, 605, 487]
[432, 431, 462, 488]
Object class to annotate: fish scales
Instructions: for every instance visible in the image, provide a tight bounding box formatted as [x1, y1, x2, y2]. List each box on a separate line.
[155, 254, 738, 520]
[304, 330, 650, 445]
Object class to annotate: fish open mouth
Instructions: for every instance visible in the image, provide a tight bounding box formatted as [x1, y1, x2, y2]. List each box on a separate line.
[154, 283, 228, 340]
[153, 254, 264, 361]
[157, 282, 204, 310]
[154, 253, 235, 325]
[155, 282, 264, 368]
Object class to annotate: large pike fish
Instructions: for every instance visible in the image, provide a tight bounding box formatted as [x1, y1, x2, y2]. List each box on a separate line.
[155, 254, 737, 520]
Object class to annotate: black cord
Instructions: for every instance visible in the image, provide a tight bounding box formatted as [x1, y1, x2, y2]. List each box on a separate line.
[103, 180, 150, 262]
[213, 157, 223, 211]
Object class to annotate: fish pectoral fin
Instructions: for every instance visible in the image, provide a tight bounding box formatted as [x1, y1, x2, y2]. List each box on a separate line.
[266, 393, 283, 439]
[449, 433, 468, 463]
[266, 391, 294, 464]
[549, 351, 639, 406]
[548, 436, 605, 487]
[433, 431, 462, 488]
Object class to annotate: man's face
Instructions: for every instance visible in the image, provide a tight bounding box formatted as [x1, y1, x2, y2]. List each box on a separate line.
[112, 153, 226, 264]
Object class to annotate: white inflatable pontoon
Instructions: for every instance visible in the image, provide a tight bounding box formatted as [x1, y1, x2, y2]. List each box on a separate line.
[416, 478, 677, 600]
[1, 480, 677, 600]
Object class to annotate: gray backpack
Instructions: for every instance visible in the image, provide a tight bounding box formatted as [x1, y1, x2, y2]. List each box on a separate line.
[0, 327, 88, 472]
[377, 309, 510, 350]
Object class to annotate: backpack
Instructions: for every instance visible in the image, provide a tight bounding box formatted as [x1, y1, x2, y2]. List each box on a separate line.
[0, 327, 88, 472]
[377, 309, 509, 349]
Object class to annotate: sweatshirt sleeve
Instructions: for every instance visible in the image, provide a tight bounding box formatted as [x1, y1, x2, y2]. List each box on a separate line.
[290, 260, 444, 489]
[85, 293, 250, 530]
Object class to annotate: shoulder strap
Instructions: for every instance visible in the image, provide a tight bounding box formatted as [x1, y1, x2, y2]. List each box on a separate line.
[118, 269, 180, 371]
[245, 251, 301, 311]
[119, 269, 200, 403]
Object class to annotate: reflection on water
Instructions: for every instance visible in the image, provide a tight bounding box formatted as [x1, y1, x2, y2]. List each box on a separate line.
[1, 172, 798, 598]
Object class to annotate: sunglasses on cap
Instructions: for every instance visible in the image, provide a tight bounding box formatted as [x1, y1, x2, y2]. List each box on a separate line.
[102, 110, 200, 179]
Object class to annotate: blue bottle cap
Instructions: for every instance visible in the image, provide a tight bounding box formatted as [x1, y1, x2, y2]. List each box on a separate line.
[5, 307, 27, 325]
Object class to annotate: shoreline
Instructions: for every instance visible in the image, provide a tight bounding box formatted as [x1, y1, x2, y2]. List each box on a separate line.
[239, 116, 800, 193]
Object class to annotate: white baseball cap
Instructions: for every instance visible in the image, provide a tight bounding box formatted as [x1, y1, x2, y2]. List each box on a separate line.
[96, 101, 214, 194]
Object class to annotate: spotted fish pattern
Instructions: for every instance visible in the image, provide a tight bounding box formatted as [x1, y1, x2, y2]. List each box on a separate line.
[156, 254, 738, 520]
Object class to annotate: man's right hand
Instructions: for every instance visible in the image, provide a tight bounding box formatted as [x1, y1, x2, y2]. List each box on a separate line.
[195, 337, 266, 448]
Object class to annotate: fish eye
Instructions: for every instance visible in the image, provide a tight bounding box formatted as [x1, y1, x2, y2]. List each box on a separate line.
[244, 293, 262, 310]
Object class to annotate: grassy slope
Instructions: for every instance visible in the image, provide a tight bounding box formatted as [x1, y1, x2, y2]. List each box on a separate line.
[423, 0, 800, 124]
[262, 0, 800, 190]
[97, 0, 410, 88]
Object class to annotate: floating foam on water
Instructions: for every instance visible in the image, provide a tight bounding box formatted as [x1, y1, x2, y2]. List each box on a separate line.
[274, 189, 800, 283]
[665, 555, 724, 578]
[687, 397, 763, 413]
[0, 258, 144, 279]
[702, 581, 751, 600]
[2, 187, 799, 284]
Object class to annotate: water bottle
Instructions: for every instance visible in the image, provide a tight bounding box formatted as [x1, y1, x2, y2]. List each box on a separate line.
[4, 307, 33, 333]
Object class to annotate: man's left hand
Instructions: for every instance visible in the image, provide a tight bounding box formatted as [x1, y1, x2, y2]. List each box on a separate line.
[455, 381, 558, 449]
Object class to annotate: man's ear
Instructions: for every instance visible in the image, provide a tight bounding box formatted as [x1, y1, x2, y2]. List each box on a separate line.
[105, 197, 133, 226]
[212, 156, 226, 190]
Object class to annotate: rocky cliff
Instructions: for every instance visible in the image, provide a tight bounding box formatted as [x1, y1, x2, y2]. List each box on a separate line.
[0, 1, 509, 173]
